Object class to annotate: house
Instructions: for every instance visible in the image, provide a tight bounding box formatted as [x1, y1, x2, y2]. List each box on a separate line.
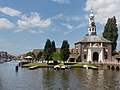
[0, 51, 8, 63]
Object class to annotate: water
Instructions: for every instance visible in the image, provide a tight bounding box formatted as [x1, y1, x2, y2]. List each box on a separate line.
[0, 61, 120, 90]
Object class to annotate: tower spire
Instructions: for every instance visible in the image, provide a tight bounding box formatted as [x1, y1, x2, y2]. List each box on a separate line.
[90, 3, 93, 12]
[87, 8, 96, 36]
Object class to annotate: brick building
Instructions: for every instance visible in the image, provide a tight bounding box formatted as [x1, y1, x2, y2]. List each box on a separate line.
[69, 10, 112, 62]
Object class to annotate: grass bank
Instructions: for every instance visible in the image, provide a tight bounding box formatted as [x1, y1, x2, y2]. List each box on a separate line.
[22, 62, 96, 68]
[23, 63, 49, 67]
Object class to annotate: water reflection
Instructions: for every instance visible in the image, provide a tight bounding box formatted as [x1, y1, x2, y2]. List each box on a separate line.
[0, 61, 120, 90]
[42, 68, 120, 90]
[42, 68, 70, 90]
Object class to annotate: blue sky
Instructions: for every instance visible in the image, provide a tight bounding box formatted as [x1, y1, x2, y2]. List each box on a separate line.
[0, 0, 120, 55]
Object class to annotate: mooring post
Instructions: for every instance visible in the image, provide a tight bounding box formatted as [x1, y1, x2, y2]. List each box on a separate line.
[18, 62, 21, 67]
[15, 65, 19, 71]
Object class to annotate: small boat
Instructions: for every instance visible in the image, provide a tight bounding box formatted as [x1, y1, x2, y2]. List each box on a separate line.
[61, 66, 66, 70]
[89, 66, 98, 70]
[29, 66, 39, 70]
[83, 65, 88, 69]
[54, 65, 60, 70]
[0, 61, 3, 63]
[65, 65, 71, 69]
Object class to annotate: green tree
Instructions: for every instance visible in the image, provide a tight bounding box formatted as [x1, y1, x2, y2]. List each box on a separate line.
[103, 16, 118, 53]
[51, 41, 56, 52]
[25, 52, 33, 57]
[44, 39, 52, 62]
[60, 40, 70, 62]
[52, 52, 61, 61]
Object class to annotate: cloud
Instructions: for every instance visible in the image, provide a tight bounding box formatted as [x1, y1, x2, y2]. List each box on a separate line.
[74, 23, 85, 30]
[0, 18, 15, 30]
[66, 16, 82, 22]
[51, 13, 84, 35]
[0, 7, 21, 17]
[62, 23, 73, 30]
[29, 29, 37, 34]
[29, 29, 44, 34]
[16, 12, 52, 33]
[14, 29, 23, 33]
[52, 13, 81, 21]
[85, 0, 120, 25]
[51, 0, 70, 4]
[63, 23, 85, 35]
[52, 13, 64, 19]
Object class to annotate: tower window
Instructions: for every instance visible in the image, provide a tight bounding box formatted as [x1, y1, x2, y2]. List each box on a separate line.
[91, 22, 95, 26]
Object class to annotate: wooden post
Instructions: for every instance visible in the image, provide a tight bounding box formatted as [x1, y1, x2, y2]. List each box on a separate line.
[15, 65, 18, 71]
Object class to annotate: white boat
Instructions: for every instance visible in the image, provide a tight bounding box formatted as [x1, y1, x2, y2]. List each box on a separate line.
[61, 66, 66, 70]
[65, 65, 71, 69]
[83, 65, 88, 69]
[29, 66, 39, 70]
[54, 65, 60, 70]
[89, 66, 98, 70]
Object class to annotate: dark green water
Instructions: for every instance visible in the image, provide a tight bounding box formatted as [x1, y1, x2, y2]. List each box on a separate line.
[0, 61, 120, 90]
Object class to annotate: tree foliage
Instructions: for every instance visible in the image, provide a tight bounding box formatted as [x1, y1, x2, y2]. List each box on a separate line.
[25, 50, 43, 61]
[25, 52, 33, 57]
[103, 16, 118, 53]
[60, 40, 70, 62]
[52, 52, 61, 61]
[44, 39, 53, 61]
[51, 41, 56, 52]
[44, 39, 57, 61]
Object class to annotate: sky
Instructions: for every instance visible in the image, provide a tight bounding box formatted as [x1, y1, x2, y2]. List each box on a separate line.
[0, 0, 120, 56]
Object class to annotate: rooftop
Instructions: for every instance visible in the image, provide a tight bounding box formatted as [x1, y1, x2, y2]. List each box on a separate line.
[75, 35, 111, 44]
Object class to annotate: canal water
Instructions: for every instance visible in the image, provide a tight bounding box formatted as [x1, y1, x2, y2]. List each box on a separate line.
[0, 61, 120, 90]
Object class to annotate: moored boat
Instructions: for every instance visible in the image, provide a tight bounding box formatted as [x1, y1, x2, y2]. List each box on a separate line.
[88, 66, 98, 70]
[65, 65, 72, 69]
[29, 66, 39, 70]
[54, 65, 60, 70]
[61, 66, 66, 70]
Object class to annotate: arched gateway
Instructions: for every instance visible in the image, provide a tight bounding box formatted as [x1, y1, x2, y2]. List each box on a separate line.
[93, 52, 99, 62]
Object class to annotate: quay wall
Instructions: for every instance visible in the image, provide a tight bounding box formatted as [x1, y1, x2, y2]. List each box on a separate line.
[96, 63, 120, 70]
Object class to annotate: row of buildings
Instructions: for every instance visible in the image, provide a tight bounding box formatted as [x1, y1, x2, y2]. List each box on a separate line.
[0, 51, 12, 63]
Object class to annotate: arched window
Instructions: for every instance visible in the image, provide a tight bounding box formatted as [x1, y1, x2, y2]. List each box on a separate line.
[84, 55, 86, 59]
